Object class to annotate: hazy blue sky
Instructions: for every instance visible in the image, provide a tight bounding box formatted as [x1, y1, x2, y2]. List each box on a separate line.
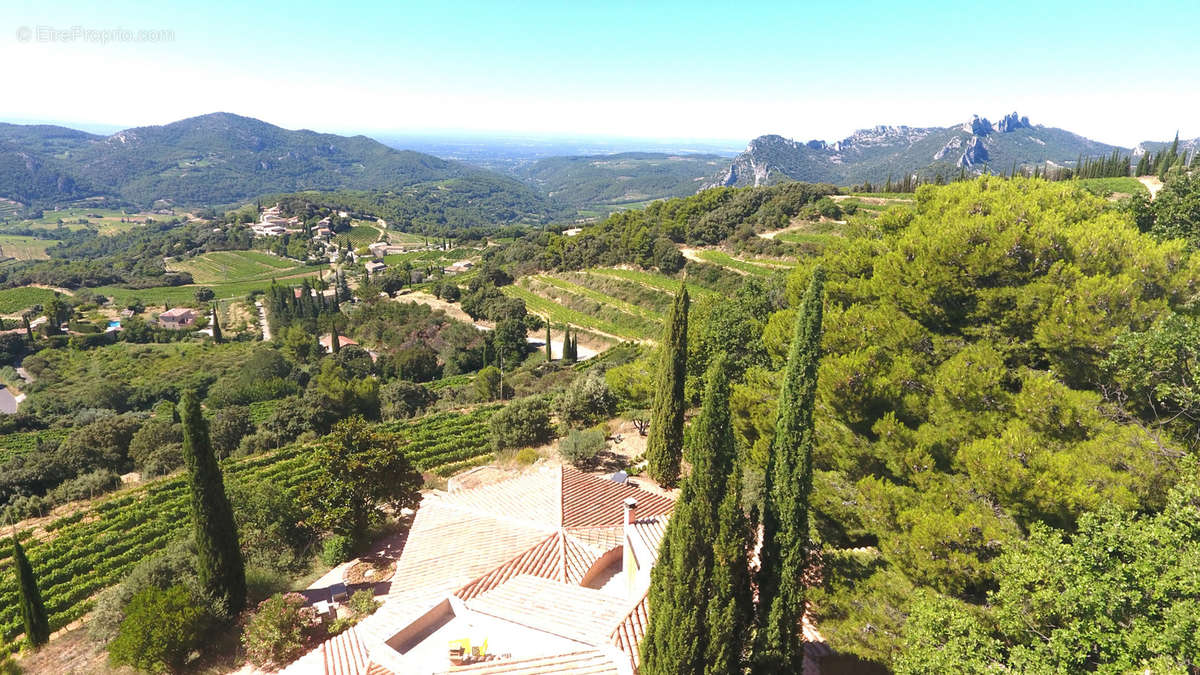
[2, 0, 1197, 146]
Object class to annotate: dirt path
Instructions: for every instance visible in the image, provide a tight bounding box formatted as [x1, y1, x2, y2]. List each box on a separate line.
[1137, 176, 1165, 199]
[680, 247, 755, 277]
[757, 217, 844, 240]
[255, 300, 271, 341]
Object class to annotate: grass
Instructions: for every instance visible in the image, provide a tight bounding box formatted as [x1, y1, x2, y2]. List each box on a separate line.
[504, 284, 645, 341]
[0, 235, 57, 260]
[0, 287, 58, 314]
[1074, 177, 1149, 197]
[13, 207, 179, 235]
[692, 250, 783, 277]
[94, 266, 325, 307]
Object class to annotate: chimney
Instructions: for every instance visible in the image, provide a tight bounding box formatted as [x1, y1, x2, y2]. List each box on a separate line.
[623, 497, 638, 525]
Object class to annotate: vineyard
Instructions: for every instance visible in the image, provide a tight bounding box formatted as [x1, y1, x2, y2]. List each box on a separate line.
[0, 429, 68, 464]
[169, 250, 302, 284]
[0, 406, 497, 653]
[690, 250, 787, 277]
[0, 286, 59, 315]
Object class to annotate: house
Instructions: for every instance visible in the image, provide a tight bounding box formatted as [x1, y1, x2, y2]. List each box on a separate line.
[320, 334, 359, 353]
[443, 260, 474, 275]
[368, 242, 415, 258]
[365, 261, 387, 276]
[563, 227, 584, 237]
[278, 464, 678, 675]
[157, 307, 196, 329]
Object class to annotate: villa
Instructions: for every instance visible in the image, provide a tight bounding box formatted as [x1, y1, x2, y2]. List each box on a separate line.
[280, 464, 676, 675]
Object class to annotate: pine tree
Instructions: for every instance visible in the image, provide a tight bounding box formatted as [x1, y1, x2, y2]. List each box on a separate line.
[545, 321, 552, 362]
[646, 284, 689, 487]
[12, 535, 49, 647]
[642, 355, 736, 675]
[179, 391, 246, 612]
[752, 268, 825, 674]
[210, 304, 222, 343]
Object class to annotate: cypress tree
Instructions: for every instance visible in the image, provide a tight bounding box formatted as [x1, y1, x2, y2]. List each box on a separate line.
[12, 535, 49, 647]
[179, 391, 246, 612]
[22, 314, 32, 343]
[210, 304, 222, 344]
[642, 355, 735, 675]
[545, 321, 552, 362]
[330, 320, 340, 354]
[645, 284, 689, 487]
[706, 450, 753, 675]
[752, 268, 825, 674]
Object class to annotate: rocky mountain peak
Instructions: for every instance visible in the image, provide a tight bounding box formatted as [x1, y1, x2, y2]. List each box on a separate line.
[964, 116, 993, 136]
[995, 112, 1031, 133]
[958, 136, 989, 167]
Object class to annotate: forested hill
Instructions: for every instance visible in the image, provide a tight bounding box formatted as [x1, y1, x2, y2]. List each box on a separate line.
[513, 152, 728, 208]
[0, 113, 564, 222]
[707, 111, 1127, 187]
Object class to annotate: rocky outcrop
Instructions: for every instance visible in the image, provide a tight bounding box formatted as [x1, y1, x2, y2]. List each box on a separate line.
[963, 116, 992, 136]
[934, 136, 963, 161]
[958, 136, 989, 167]
[995, 112, 1031, 133]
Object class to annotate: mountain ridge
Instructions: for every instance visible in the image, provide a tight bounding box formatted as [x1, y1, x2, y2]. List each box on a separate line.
[704, 112, 1170, 188]
[0, 112, 562, 224]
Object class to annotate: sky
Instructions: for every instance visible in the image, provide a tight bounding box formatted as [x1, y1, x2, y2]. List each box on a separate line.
[1, 0, 1198, 147]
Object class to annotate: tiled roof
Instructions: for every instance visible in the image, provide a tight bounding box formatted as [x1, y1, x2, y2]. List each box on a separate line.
[561, 467, 673, 528]
[465, 575, 631, 646]
[564, 525, 624, 555]
[625, 517, 669, 571]
[610, 593, 648, 673]
[433, 650, 618, 674]
[279, 626, 370, 675]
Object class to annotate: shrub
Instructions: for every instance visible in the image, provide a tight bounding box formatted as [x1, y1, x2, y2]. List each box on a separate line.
[556, 371, 616, 426]
[559, 428, 607, 469]
[347, 589, 380, 617]
[321, 534, 355, 566]
[242, 593, 318, 669]
[489, 396, 553, 451]
[90, 537, 200, 644]
[515, 447, 539, 465]
[380, 380, 435, 420]
[210, 405, 254, 458]
[107, 585, 206, 674]
[46, 468, 122, 504]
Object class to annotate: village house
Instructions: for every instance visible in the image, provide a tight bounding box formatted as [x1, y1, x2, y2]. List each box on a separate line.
[365, 261, 387, 276]
[443, 260, 474, 275]
[156, 307, 196, 329]
[320, 334, 359, 353]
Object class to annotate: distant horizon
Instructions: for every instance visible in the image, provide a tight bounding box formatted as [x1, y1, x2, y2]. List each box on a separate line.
[3, 0, 1198, 149]
[0, 110, 1193, 155]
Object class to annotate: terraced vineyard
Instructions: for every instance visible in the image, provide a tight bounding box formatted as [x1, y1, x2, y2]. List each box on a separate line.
[0, 406, 497, 652]
[169, 250, 307, 284]
[690, 250, 786, 277]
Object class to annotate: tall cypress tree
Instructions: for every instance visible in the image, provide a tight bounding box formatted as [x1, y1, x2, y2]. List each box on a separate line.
[210, 304, 222, 344]
[646, 284, 689, 487]
[706, 451, 753, 675]
[12, 535, 49, 647]
[642, 355, 735, 675]
[545, 321, 552, 361]
[752, 268, 825, 674]
[330, 320, 340, 354]
[179, 391, 246, 613]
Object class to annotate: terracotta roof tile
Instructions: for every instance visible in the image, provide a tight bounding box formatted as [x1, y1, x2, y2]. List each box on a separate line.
[563, 525, 624, 555]
[456, 533, 562, 600]
[560, 467, 674, 528]
[609, 593, 649, 673]
[465, 575, 630, 646]
[433, 650, 618, 674]
[363, 664, 394, 675]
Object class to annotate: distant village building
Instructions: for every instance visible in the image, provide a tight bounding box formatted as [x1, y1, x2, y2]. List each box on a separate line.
[319, 334, 358, 353]
[368, 242, 419, 258]
[156, 307, 196, 329]
[365, 261, 387, 276]
[443, 260, 474, 275]
[563, 227, 584, 237]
